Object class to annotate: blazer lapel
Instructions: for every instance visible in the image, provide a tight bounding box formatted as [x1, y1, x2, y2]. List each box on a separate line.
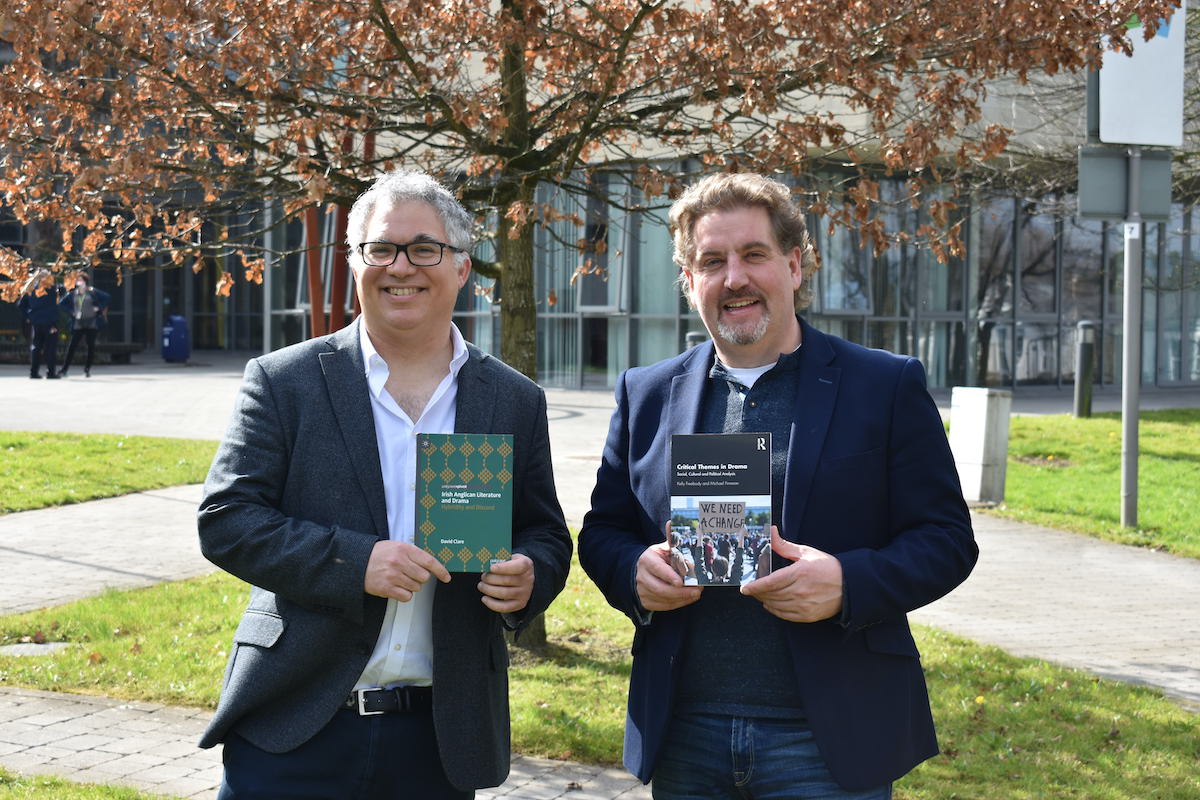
[318, 320, 389, 538]
[454, 345, 495, 434]
[640, 343, 713, 529]
[667, 341, 712, 437]
[781, 320, 840, 540]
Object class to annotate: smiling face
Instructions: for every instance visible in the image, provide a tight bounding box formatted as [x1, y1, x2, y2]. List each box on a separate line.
[683, 205, 803, 368]
[352, 200, 470, 351]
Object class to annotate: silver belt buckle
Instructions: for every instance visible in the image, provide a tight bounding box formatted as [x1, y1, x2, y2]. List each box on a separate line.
[356, 688, 385, 716]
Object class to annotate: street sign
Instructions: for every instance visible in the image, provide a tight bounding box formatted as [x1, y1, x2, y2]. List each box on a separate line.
[1076, 146, 1172, 220]
[1098, 1, 1187, 147]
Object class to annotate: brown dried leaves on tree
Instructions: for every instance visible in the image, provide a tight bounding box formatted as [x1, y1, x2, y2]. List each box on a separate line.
[0, 0, 1181, 377]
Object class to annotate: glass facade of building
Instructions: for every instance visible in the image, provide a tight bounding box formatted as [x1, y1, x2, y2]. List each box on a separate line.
[444, 178, 1198, 393]
[4, 178, 1198, 393]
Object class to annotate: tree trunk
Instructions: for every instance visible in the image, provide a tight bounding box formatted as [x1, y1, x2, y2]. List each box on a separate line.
[496, 180, 549, 650]
[497, 182, 539, 381]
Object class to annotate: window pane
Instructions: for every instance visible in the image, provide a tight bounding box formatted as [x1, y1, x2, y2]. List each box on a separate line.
[633, 318, 679, 367]
[1159, 206, 1185, 382]
[1143, 223, 1158, 384]
[973, 196, 1014, 317]
[1059, 213, 1104, 385]
[815, 220, 871, 312]
[633, 205, 679, 315]
[1183, 208, 1200, 382]
[865, 320, 911, 356]
[1018, 204, 1057, 314]
[1016, 322, 1058, 386]
[535, 183, 585, 314]
[915, 321, 968, 389]
[537, 315, 579, 388]
[872, 180, 914, 317]
[977, 321, 1013, 386]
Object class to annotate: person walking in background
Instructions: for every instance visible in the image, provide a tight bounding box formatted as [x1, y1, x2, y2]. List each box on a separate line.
[579, 172, 977, 799]
[17, 269, 64, 380]
[59, 273, 111, 378]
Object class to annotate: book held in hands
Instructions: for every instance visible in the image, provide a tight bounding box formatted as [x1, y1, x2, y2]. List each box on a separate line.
[669, 433, 772, 587]
[416, 433, 513, 572]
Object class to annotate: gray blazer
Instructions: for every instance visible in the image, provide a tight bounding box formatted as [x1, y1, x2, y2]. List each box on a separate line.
[197, 320, 571, 790]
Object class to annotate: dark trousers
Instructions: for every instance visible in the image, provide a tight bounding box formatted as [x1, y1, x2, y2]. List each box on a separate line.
[217, 708, 474, 800]
[63, 328, 99, 374]
[29, 325, 58, 377]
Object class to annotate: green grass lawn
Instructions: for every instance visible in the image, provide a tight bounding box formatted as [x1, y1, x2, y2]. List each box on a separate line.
[0, 432, 217, 514]
[991, 410, 1200, 559]
[0, 769, 172, 800]
[2, 556, 1198, 799]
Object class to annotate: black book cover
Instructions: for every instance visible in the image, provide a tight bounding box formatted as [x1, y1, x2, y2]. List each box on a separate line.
[668, 433, 772, 587]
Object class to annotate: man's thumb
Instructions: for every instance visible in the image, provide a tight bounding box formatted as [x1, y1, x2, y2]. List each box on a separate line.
[770, 525, 804, 562]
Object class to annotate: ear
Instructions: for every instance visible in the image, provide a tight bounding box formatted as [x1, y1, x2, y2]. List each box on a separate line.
[456, 255, 472, 289]
[787, 247, 803, 292]
[682, 268, 699, 308]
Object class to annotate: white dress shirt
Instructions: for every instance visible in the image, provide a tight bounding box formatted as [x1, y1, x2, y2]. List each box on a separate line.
[353, 323, 469, 690]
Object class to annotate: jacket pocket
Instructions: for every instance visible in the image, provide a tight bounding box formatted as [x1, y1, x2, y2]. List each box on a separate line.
[630, 627, 646, 656]
[232, 610, 286, 649]
[864, 621, 919, 659]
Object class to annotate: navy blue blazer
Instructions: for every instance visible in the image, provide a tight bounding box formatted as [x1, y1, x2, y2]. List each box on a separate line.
[578, 318, 977, 790]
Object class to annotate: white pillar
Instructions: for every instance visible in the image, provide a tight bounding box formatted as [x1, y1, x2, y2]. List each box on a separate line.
[949, 386, 1013, 505]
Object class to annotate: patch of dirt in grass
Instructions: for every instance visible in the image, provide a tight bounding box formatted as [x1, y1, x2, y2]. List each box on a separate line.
[1015, 456, 1074, 468]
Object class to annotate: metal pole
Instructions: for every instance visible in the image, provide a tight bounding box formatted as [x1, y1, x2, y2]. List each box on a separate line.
[262, 201, 274, 355]
[1073, 321, 1095, 417]
[1121, 146, 1142, 528]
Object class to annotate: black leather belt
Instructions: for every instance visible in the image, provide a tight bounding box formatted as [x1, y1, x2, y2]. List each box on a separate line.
[345, 686, 433, 716]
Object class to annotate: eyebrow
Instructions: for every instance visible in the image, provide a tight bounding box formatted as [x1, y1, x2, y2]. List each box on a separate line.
[365, 232, 444, 244]
[696, 240, 774, 257]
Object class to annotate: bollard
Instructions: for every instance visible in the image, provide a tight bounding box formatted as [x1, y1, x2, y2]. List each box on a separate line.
[685, 330, 708, 349]
[949, 386, 1013, 505]
[1074, 320, 1097, 418]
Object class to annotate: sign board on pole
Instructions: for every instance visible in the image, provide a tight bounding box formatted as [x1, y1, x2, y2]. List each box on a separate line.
[1076, 146, 1172, 220]
[1098, 1, 1187, 147]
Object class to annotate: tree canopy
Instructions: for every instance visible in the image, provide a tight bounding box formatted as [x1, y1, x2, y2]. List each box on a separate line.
[0, 0, 1181, 376]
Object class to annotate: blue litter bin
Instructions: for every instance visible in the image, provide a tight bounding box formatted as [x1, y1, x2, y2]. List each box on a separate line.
[162, 315, 191, 362]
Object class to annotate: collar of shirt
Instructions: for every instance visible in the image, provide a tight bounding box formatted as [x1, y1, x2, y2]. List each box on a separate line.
[358, 321, 469, 406]
[710, 343, 802, 390]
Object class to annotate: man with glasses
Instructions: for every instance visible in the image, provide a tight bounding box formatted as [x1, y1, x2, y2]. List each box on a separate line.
[199, 169, 571, 798]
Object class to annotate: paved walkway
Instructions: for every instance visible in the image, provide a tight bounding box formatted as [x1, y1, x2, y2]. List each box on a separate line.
[2, 353, 1199, 798]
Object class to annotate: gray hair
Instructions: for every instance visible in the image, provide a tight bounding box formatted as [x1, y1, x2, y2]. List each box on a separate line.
[345, 170, 474, 260]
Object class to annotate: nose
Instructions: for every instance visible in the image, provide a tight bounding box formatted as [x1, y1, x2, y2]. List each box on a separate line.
[723, 254, 751, 290]
[385, 250, 420, 275]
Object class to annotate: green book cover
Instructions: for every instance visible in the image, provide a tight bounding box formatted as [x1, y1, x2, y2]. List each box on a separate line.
[416, 432, 514, 572]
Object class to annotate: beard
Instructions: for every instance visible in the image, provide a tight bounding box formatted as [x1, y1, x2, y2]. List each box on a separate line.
[714, 303, 770, 346]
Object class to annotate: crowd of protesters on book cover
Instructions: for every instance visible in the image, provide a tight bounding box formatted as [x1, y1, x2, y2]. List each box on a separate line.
[669, 525, 771, 586]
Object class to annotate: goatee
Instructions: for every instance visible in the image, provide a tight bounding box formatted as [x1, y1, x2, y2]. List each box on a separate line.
[716, 309, 770, 346]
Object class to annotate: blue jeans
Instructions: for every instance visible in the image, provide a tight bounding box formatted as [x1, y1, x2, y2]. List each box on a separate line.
[652, 714, 892, 800]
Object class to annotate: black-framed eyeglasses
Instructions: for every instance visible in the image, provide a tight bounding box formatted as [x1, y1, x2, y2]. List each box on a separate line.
[356, 240, 464, 268]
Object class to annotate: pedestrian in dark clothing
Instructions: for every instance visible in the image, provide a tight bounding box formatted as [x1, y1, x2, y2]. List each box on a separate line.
[59, 273, 111, 378]
[17, 270, 64, 379]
